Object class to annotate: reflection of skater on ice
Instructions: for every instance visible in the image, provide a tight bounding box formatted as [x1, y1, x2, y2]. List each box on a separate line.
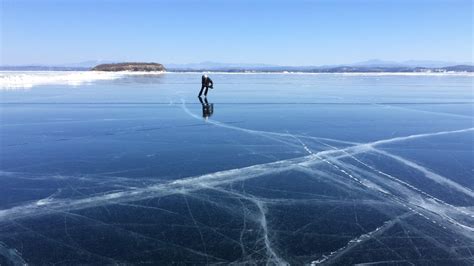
[198, 74, 214, 97]
[198, 96, 214, 119]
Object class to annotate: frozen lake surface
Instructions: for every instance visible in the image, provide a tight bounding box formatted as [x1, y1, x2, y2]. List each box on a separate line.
[0, 72, 473, 265]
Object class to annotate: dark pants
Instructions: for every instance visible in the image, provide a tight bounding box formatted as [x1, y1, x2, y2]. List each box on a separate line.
[198, 85, 209, 97]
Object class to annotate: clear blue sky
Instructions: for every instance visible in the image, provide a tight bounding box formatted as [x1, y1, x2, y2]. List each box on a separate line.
[1, 0, 473, 65]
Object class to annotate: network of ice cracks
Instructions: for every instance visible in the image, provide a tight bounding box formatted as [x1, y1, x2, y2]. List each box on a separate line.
[0, 101, 473, 265]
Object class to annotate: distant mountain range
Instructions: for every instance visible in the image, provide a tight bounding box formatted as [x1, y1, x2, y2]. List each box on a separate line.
[165, 61, 277, 70]
[1, 59, 472, 72]
[166, 59, 473, 70]
[167, 65, 474, 73]
[349, 59, 473, 68]
[0, 60, 116, 71]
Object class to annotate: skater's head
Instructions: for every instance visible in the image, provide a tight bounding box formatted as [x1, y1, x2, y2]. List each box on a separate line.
[203, 74, 208, 78]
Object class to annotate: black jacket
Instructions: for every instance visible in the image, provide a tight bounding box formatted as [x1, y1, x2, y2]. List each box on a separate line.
[202, 76, 213, 87]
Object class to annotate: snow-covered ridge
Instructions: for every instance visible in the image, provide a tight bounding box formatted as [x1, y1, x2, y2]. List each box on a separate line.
[0, 71, 165, 89]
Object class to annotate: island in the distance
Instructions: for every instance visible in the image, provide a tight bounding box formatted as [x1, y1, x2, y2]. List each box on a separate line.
[91, 62, 166, 72]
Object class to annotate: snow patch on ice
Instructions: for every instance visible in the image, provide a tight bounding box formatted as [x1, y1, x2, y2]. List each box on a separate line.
[0, 71, 164, 89]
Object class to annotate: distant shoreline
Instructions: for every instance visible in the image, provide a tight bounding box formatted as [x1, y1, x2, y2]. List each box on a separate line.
[1, 63, 473, 73]
[163, 71, 474, 75]
[1, 70, 473, 76]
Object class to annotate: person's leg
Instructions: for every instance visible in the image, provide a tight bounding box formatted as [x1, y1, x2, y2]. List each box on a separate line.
[204, 86, 209, 96]
[198, 85, 205, 96]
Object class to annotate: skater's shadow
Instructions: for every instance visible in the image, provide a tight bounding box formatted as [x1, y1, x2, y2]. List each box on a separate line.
[198, 96, 214, 119]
